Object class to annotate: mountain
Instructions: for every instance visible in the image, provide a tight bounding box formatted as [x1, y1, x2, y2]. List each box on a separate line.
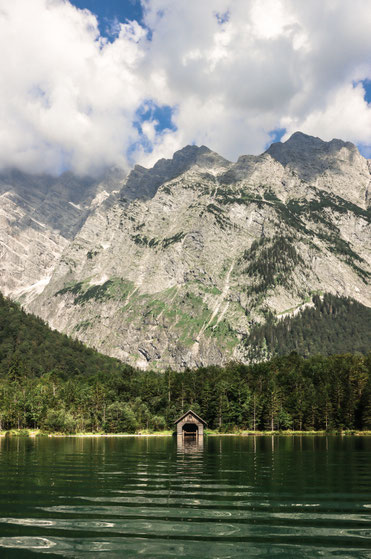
[1, 132, 370, 370]
[0, 167, 125, 303]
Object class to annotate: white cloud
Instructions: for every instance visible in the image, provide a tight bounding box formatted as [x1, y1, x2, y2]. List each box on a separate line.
[0, 0, 147, 174]
[0, 0, 371, 175]
[140, 0, 371, 160]
[282, 82, 371, 145]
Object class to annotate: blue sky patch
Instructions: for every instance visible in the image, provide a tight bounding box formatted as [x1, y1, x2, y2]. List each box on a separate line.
[358, 145, 371, 158]
[215, 11, 230, 25]
[135, 102, 177, 135]
[70, 0, 143, 39]
[127, 101, 177, 164]
[265, 127, 286, 150]
[361, 79, 371, 104]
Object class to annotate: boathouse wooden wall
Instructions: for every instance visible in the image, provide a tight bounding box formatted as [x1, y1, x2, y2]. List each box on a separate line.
[175, 411, 205, 437]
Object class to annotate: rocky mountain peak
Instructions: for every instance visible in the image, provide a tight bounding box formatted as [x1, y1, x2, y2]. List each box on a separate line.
[266, 131, 357, 164]
[262, 132, 369, 207]
[1, 131, 370, 370]
[171, 144, 230, 169]
[283, 130, 325, 145]
[121, 144, 230, 201]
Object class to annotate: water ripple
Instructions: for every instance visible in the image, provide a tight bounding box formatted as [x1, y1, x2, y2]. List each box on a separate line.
[0, 436, 370, 558]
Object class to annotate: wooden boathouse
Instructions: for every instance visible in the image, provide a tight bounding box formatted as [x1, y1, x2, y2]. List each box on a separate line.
[174, 410, 207, 438]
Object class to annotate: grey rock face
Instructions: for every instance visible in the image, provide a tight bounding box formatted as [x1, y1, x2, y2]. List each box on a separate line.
[2, 133, 370, 370]
[266, 132, 370, 207]
[121, 145, 230, 201]
[0, 168, 124, 303]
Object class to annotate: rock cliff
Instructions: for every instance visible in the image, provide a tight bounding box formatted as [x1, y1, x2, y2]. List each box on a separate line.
[1, 133, 370, 369]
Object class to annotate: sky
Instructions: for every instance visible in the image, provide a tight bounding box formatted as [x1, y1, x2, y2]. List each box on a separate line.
[0, 0, 370, 176]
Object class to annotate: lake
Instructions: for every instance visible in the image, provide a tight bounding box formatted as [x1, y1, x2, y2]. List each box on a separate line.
[0, 435, 370, 558]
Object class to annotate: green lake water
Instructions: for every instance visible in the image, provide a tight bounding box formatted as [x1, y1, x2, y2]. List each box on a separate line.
[0, 435, 370, 558]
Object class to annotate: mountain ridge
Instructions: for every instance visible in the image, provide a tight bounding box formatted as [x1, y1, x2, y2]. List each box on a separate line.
[1, 132, 370, 370]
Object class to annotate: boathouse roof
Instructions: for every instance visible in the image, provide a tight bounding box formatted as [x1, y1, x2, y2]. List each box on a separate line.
[174, 410, 207, 425]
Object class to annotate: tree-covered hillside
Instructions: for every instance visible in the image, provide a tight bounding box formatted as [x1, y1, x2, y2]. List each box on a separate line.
[0, 292, 370, 433]
[0, 292, 128, 378]
[245, 293, 371, 360]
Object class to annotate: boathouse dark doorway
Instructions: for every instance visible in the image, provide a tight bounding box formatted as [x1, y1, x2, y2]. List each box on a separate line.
[182, 423, 198, 436]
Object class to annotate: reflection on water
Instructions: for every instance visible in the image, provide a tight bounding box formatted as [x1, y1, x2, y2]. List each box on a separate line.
[177, 433, 204, 453]
[0, 435, 370, 558]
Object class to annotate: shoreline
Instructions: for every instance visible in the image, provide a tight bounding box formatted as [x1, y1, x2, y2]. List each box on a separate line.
[1, 429, 371, 438]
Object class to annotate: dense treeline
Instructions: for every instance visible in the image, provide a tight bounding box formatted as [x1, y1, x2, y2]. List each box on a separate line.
[0, 292, 370, 433]
[245, 293, 371, 359]
[0, 353, 370, 433]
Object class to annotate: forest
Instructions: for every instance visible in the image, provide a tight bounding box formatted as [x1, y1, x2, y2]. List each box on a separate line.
[0, 292, 370, 433]
[245, 293, 371, 359]
[0, 352, 370, 433]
